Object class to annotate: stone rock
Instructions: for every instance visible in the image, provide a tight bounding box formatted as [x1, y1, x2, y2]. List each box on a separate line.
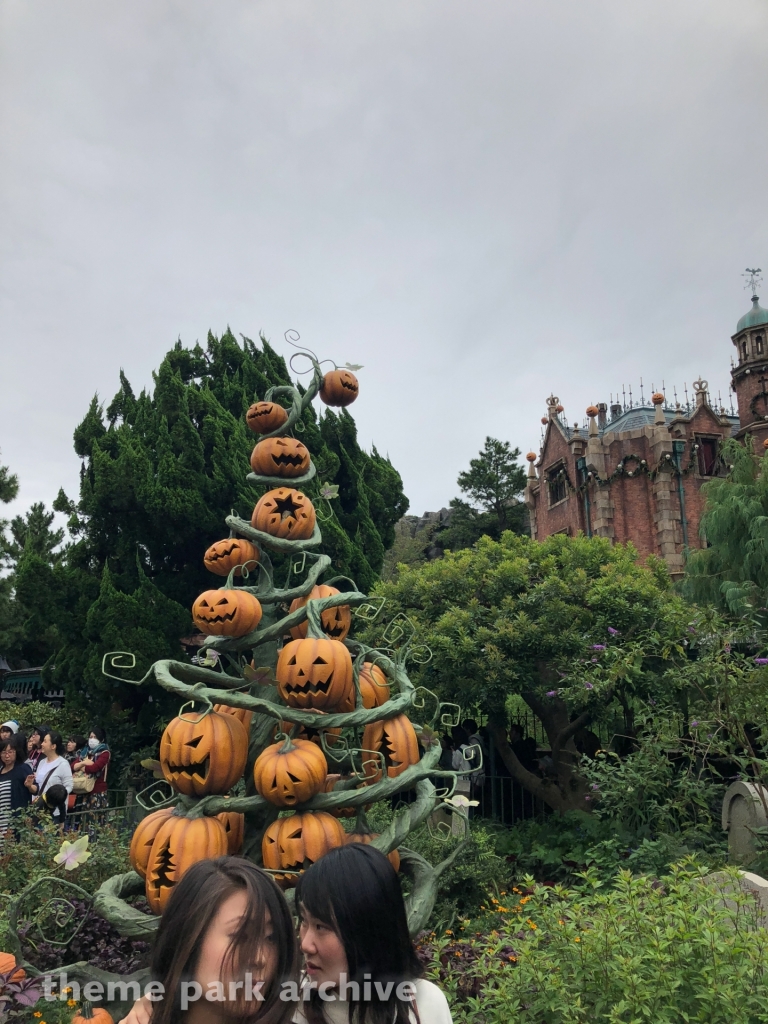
[722, 780, 768, 866]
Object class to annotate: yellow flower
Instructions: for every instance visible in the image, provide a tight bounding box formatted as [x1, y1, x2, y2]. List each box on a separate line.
[67, 999, 77, 1007]
[558, 919, 564, 925]
[445, 929, 453, 935]
[527, 919, 537, 930]
[63, 987, 72, 994]
[512, 887, 520, 894]
[574, 937, 581, 943]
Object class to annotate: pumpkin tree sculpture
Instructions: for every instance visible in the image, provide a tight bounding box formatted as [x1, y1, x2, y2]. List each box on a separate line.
[3, 340, 474, 1000]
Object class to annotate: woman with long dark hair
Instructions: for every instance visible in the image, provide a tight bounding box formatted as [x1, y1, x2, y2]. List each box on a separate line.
[295, 844, 452, 1024]
[71, 725, 111, 815]
[119, 856, 299, 1024]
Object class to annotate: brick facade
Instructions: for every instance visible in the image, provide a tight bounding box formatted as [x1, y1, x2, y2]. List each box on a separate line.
[525, 295, 768, 576]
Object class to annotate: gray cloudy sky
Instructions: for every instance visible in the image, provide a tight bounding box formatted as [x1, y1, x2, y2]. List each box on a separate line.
[1, 0, 767, 523]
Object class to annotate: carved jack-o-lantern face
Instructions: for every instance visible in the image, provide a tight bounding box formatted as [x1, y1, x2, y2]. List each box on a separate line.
[192, 589, 263, 637]
[276, 637, 353, 711]
[253, 737, 328, 807]
[216, 811, 245, 855]
[262, 811, 345, 888]
[251, 488, 317, 540]
[160, 711, 248, 797]
[289, 585, 351, 641]
[246, 401, 289, 434]
[129, 806, 174, 879]
[203, 538, 260, 577]
[320, 370, 359, 407]
[145, 814, 228, 913]
[337, 660, 390, 714]
[250, 437, 311, 478]
[362, 714, 419, 784]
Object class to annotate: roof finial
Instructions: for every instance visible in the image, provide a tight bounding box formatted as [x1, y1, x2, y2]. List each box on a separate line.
[744, 268, 763, 300]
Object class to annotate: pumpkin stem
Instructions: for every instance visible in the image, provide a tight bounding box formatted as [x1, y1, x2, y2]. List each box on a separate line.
[81, 1000, 94, 1019]
[278, 734, 296, 754]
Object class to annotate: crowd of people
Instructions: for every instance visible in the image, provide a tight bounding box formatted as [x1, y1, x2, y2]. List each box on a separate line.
[0, 718, 111, 841]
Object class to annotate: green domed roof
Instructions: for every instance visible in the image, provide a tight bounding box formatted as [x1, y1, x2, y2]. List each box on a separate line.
[737, 296, 768, 332]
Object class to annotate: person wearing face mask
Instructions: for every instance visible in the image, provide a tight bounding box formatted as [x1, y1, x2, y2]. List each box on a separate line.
[296, 843, 452, 1024]
[71, 726, 111, 815]
[118, 856, 299, 1024]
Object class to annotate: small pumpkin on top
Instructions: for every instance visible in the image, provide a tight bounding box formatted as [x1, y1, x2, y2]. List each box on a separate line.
[246, 401, 289, 434]
[192, 589, 263, 637]
[320, 370, 359, 407]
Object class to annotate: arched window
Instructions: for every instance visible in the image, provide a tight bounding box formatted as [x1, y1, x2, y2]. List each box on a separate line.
[757, 335, 764, 355]
[742, 340, 748, 360]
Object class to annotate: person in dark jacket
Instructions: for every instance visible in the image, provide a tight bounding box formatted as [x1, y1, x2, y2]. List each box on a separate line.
[0, 734, 33, 841]
[71, 726, 111, 813]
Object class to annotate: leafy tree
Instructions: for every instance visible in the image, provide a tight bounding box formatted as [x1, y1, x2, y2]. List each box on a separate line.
[365, 532, 686, 813]
[685, 436, 768, 621]
[436, 437, 527, 551]
[0, 455, 20, 658]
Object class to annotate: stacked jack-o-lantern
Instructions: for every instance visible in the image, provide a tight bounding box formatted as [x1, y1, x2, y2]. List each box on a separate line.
[130, 362, 421, 910]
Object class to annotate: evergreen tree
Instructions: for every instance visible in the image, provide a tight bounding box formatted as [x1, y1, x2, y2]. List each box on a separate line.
[685, 436, 768, 620]
[43, 330, 407, 714]
[0, 456, 20, 659]
[436, 436, 527, 551]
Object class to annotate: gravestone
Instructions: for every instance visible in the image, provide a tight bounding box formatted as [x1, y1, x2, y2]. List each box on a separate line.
[721, 780, 768, 866]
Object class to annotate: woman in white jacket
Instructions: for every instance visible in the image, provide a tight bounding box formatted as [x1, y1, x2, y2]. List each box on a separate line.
[24, 730, 73, 820]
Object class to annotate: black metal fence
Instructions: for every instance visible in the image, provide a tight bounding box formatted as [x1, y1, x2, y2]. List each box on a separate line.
[64, 789, 143, 832]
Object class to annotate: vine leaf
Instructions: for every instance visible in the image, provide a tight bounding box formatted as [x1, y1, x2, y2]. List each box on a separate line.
[243, 664, 277, 686]
[344, 363, 363, 371]
[140, 758, 165, 779]
[318, 482, 340, 501]
[54, 835, 92, 871]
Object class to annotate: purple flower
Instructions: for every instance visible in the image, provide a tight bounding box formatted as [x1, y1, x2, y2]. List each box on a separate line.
[592, 644, 606, 651]
[546, 690, 558, 697]
[724, 644, 731, 654]
[688, 626, 696, 633]
[584, 795, 591, 802]
[690, 720, 699, 728]
[607, 627, 619, 635]
[755, 658, 768, 666]
[591, 783, 600, 791]
[591, 657, 598, 663]
[585, 682, 594, 690]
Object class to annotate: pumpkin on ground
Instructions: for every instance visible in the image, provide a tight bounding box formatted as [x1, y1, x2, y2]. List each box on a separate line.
[203, 538, 260, 577]
[276, 637, 353, 711]
[320, 370, 359, 407]
[253, 737, 328, 807]
[144, 814, 228, 913]
[0, 951, 25, 980]
[160, 710, 248, 797]
[362, 714, 420, 783]
[129, 806, 175, 879]
[250, 437, 311, 478]
[246, 401, 289, 434]
[192, 589, 263, 637]
[288, 585, 351, 641]
[251, 488, 316, 540]
[213, 702, 254, 734]
[262, 811, 345, 888]
[72, 1001, 114, 1024]
[344, 831, 400, 871]
[216, 811, 245, 855]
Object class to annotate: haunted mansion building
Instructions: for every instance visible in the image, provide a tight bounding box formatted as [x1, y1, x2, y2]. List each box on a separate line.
[524, 280, 768, 576]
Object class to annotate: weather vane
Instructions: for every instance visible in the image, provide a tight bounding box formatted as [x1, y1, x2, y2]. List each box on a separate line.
[744, 268, 763, 297]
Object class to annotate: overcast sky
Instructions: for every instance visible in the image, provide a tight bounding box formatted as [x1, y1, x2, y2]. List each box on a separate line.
[1, 0, 767, 526]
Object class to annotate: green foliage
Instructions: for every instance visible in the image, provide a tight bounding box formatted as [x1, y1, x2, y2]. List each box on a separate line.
[435, 437, 527, 552]
[686, 436, 768, 620]
[367, 532, 682, 716]
[426, 865, 768, 1023]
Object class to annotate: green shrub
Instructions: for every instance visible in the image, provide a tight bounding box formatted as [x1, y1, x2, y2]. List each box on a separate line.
[426, 864, 768, 1024]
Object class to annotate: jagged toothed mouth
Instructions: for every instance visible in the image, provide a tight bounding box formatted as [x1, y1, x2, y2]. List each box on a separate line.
[284, 671, 334, 696]
[198, 611, 237, 623]
[165, 757, 209, 780]
[271, 454, 306, 468]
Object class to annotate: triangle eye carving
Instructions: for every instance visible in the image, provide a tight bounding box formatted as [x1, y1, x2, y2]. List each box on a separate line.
[288, 656, 297, 665]
[312, 657, 327, 666]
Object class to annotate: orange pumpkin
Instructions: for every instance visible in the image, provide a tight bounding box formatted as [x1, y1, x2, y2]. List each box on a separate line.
[321, 774, 370, 819]
[250, 437, 311, 478]
[145, 814, 228, 913]
[216, 811, 245, 855]
[192, 589, 263, 637]
[0, 951, 25, 980]
[213, 702, 254, 733]
[253, 737, 328, 807]
[262, 811, 345, 888]
[289, 585, 351, 641]
[160, 711, 248, 797]
[320, 370, 359, 407]
[272, 712, 342, 749]
[251, 488, 317, 541]
[337, 660, 391, 714]
[345, 831, 400, 871]
[203, 538, 260, 577]
[362, 714, 420, 783]
[72, 1001, 114, 1024]
[277, 637, 354, 710]
[129, 806, 175, 879]
[246, 401, 289, 434]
